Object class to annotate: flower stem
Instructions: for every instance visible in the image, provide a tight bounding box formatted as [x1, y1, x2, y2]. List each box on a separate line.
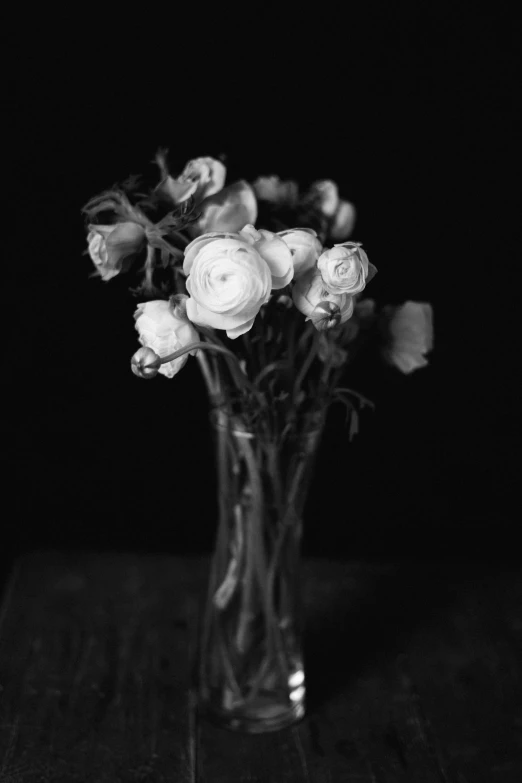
[292, 329, 319, 405]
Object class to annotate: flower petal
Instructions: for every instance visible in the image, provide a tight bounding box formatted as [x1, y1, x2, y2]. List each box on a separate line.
[330, 200, 356, 241]
[196, 181, 258, 234]
[254, 235, 294, 289]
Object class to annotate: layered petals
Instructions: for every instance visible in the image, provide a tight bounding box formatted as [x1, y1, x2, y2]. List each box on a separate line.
[87, 221, 145, 281]
[317, 242, 376, 296]
[277, 228, 322, 279]
[292, 268, 354, 330]
[183, 237, 272, 339]
[134, 298, 199, 379]
[194, 181, 258, 235]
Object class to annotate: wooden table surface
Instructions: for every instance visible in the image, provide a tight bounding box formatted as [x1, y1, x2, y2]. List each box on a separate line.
[0, 552, 521, 782]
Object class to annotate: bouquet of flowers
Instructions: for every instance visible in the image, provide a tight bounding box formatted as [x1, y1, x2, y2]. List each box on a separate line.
[82, 152, 433, 732]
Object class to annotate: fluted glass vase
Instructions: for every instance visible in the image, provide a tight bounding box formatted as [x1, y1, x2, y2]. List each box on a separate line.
[197, 406, 324, 733]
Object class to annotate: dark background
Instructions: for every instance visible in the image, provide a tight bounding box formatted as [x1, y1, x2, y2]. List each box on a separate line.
[4, 8, 519, 585]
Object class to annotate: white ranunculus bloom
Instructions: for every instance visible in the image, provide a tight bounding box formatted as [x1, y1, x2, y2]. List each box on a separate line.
[384, 302, 434, 374]
[317, 242, 376, 296]
[87, 222, 146, 281]
[292, 268, 354, 330]
[193, 181, 258, 235]
[238, 225, 294, 289]
[158, 155, 227, 204]
[276, 228, 322, 279]
[134, 299, 199, 379]
[183, 237, 272, 339]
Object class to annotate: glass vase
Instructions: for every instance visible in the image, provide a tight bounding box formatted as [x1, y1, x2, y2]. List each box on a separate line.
[197, 406, 324, 733]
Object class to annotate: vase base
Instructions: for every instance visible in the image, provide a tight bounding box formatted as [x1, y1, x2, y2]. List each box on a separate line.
[200, 699, 305, 734]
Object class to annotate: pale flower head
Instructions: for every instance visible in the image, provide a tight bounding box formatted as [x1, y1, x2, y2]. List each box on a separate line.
[193, 181, 258, 235]
[183, 236, 272, 339]
[87, 222, 146, 281]
[276, 228, 322, 279]
[292, 268, 354, 331]
[382, 301, 434, 374]
[330, 200, 357, 241]
[134, 298, 199, 379]
[306, 180, 340, 217]
[252, 175, 299, 207]
[238, 225, 294, 288]
[156, 153, 226, 204]
[317, 241, 377, 296]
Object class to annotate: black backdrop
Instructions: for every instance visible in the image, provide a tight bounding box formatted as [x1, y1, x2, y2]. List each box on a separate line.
[4, 9, 519, 574]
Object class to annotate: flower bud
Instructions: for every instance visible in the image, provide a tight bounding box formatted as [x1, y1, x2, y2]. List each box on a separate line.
[309, 300, 343, 331]
[292, 268, 355, 330]
[131, 347, 160, 379]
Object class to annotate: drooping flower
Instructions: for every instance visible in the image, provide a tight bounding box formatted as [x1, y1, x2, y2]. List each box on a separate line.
[87, 222, 146, 281]
[156, 153, 226, 205]
[317, 242, 376, 296]
[382, 301, 433, 374]
[183, 236, 272, 339]
[133, 298, 199, 378]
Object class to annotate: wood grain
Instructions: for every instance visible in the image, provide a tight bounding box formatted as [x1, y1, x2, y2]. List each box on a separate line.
[1, 554, 522, 781]
[0, 552, 205, 782]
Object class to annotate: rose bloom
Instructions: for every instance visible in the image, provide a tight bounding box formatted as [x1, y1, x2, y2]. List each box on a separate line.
[383, 301, 434, 374]
[317, 241, 376, 296]
[183, 235, 272, 339]
[87, 222, 146, 281]
[157, 155, 226, 204]
[134, 298, 199, 379]
[276, 228, 322, 279]
[292, 268, 354, 330]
